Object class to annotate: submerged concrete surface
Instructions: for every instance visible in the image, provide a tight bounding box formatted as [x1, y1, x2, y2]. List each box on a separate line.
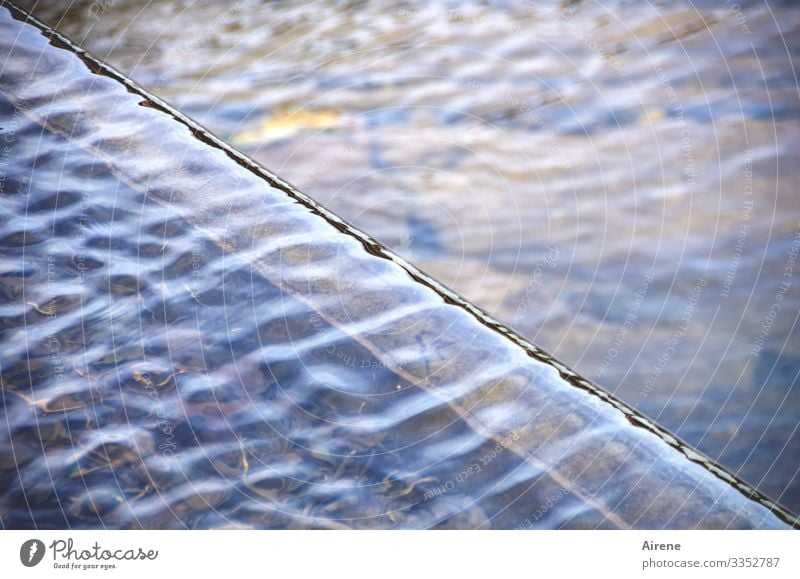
[0, 3, 796, 529]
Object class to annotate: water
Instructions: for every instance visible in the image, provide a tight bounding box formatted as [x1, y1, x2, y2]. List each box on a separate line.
[0, 1, 797, 528]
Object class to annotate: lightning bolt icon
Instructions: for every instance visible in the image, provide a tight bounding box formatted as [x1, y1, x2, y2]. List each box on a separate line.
[28, 542, 38, 563]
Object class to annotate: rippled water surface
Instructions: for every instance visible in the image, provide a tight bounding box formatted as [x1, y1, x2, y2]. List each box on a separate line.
[2, 0, 799, 526]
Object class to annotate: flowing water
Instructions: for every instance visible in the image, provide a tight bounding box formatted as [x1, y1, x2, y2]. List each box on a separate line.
[1, 0, 799, 526]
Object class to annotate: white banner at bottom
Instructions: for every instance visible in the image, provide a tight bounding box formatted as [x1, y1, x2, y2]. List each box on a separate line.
[1, 530, 797, 578]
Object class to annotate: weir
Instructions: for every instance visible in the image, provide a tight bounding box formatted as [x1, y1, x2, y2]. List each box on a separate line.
[0, 3, 796, 529]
